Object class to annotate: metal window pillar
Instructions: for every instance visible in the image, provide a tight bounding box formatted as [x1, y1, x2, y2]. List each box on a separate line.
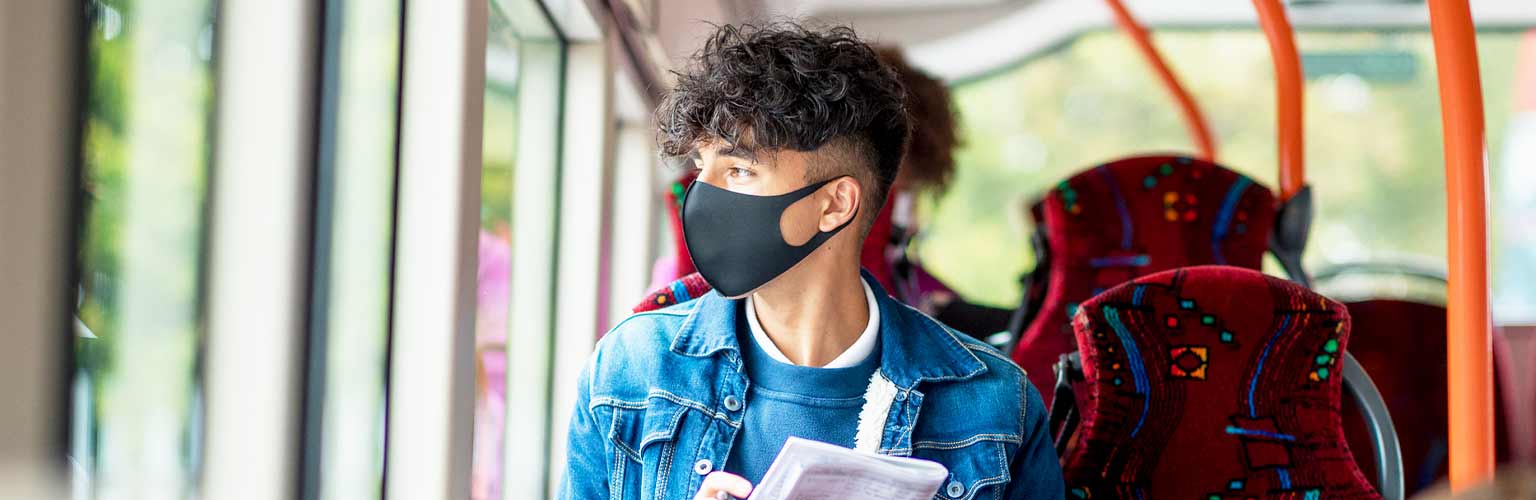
[200, 0, 322, 498]
[0, 0, 82, 496]
[384, 0, 487, 498]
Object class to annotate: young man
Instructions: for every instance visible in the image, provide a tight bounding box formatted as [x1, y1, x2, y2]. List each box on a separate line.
[561, 23, 1063, 500]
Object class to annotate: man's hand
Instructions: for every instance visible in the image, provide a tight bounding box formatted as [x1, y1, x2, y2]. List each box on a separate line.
[693, 471, 753, 500]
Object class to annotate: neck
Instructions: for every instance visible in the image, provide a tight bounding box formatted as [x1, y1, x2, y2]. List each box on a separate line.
[750, 259, 868, 367]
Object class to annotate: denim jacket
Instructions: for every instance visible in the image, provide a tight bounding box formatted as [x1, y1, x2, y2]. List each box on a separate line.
[560, 273, 1064, 500]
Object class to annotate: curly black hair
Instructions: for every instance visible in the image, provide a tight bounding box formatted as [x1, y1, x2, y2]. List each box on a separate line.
[877, 47, 959, 196]
[657, 22, 909, 231]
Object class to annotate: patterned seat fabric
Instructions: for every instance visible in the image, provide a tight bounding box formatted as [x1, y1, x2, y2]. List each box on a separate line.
[1011, 155, 1276, 406]
[1064, 266, 1379, 499]
[634, 272, 711, 313]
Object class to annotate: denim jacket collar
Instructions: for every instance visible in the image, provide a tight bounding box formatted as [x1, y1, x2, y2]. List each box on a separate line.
[668, 269, 987, 389]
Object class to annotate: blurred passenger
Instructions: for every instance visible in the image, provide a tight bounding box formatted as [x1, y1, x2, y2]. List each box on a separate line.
[561, 23, 1062, 500]
[870, 47, 1015, 339]
[861, 46, 957, 298]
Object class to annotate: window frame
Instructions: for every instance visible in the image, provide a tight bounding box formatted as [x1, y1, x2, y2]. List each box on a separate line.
[0, 1, 83, 490]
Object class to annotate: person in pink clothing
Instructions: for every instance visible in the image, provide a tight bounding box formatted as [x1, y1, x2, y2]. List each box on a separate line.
[472, 230, 510, 500]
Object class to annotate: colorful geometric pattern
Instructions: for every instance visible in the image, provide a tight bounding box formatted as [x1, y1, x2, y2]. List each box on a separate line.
[1011, 155, 1276, 406]
[1063, 266, 1380, 500]
[632, 272, 712, 314]
[1169, 346, 1208, 380]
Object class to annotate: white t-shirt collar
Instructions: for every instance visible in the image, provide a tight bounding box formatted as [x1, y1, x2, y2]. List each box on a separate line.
[744, 279, 880, 368]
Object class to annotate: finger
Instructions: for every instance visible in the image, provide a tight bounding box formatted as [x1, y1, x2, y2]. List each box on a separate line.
[694, 471, 753, 499]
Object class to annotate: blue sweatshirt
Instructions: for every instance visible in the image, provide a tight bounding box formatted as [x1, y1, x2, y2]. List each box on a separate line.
[722, 313, 881, 483]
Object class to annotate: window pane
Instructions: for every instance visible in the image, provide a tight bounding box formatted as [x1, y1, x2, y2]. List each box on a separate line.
[923, 30, 1530, 309]
[313, 0, 403, 498]
[73, 0, 216, 498]
[1494, 32, 1536, 324]
[472, 4, 518, 499]
[474, 2, 565, 497]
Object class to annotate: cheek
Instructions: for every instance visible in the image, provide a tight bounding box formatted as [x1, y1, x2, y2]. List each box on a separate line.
[778, 196, 819, 247]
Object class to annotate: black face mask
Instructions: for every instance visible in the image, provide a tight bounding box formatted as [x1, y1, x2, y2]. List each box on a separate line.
[682, 177, 856, 298]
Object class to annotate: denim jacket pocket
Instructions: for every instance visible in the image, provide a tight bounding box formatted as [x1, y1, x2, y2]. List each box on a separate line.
[600, 397, 688, 500]
[911, 435, 1015, 500]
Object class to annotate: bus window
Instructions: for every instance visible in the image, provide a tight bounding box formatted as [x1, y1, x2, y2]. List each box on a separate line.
[918, 29, 1531, 310]
[73, 0, 216, 497]
[307, 0, 403, 498]
[475, 1, 565, 498]
[472, 6, 519, 499]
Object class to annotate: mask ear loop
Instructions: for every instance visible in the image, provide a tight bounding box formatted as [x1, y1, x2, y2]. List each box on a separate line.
[776, 175, 862, 246]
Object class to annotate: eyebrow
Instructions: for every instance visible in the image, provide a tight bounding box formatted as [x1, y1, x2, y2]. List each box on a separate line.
[686, 140, 770, 167]
[717, 143, 764, 164]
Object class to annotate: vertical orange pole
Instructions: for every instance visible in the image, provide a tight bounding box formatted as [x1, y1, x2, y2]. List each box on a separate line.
[1428, 0, 1497, 491]
[1252, 0, 1305, 202]
[1102, 0, 1217, 162]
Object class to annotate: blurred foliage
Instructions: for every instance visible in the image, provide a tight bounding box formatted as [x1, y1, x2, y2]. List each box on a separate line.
[76, 0, 214, 496]
[916, 30, 1521, 307]
[481, 1, 521, 239]
[482, 88, 519, 238]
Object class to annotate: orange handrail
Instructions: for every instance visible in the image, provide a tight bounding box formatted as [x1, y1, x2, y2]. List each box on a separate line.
[1427, 0, 1496, 491]
[1102, 0, 1217, 162]
[1252, 0, 1305, 202]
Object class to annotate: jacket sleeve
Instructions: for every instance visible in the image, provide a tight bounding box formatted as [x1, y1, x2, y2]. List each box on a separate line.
[1005, 382, 1066, 500]
[558, 358, 608, 499]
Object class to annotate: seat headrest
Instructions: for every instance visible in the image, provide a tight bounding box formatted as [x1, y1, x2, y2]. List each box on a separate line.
[1012, 155, 1278, 405]
[1064, 265, 1378, 499]
[1043, 155, 1275, 272]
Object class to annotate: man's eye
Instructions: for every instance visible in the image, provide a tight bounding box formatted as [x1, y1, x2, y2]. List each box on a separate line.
[728, 166, 754, 178]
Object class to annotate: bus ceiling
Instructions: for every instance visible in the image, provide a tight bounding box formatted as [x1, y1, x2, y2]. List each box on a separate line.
[649, 0, 1536, 84]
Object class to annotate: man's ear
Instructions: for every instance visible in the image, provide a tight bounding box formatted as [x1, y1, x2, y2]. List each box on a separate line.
[819, 176, 862, 232]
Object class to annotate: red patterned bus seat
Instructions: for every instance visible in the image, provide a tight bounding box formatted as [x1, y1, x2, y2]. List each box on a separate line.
[1011, 155, 1276, 405]
[1063, 266, 1379, 499]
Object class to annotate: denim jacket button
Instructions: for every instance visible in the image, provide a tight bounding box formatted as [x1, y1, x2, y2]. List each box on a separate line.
[723, 395, 742, 412]
[946, 480, 965, 498]
[693, 458, 713, 475]
[894, 390, 907, 402]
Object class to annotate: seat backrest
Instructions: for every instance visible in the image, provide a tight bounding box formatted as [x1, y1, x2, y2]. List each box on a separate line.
[1340, 299, 1448, 493]
[1497, 324, 1536, 463]
[1063, 266, 1379, 499]
[1341, 299, 1517, 494]
[1011, 155, 1276, 405]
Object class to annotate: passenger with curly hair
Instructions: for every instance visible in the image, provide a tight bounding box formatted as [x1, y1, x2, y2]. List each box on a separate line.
[869, 47, 1019, 339]
[560, 23, 1063, 500]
